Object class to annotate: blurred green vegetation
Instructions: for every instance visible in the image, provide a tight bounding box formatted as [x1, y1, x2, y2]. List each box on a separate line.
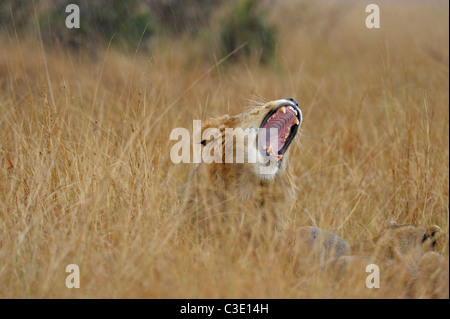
[40, 0, 156, 51]
[0, 0, 277, 64]
[218, 0, 277, 64]
[149, 0, 226, 35]
[0, 0, 34, 31]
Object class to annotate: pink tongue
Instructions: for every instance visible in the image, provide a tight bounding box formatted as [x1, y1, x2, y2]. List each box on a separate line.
[262, 110, 295, 153]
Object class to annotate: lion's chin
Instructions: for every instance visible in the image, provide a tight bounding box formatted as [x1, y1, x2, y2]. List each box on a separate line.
[243, 145, 284, 179]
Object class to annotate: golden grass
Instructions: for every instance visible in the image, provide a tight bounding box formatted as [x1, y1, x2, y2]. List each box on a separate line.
[0, 1, 448, 298]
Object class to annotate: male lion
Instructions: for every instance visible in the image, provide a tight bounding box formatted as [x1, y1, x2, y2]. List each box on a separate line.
[180, 98, 302, 241]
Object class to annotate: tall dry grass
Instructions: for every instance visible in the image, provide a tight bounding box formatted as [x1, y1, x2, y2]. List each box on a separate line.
[0, 1, 448, 298]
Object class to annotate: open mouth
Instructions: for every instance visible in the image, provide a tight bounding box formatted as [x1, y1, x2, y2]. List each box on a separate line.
[259, 98, 301, 164]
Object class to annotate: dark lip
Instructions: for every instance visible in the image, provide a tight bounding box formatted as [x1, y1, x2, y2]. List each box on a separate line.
[259, 99, 301, 157]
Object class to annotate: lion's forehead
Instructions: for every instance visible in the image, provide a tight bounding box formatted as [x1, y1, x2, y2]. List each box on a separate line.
[239, 101, 280, 124]
[203, 100, 290, 128]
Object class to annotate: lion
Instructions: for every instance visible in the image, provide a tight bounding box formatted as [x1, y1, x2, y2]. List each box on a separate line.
[349, 222, 448, 262]
[325, 222, 448, 297]
[179, 98, 302, 240]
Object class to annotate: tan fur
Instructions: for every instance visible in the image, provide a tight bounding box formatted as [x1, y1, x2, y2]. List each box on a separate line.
[400, 251, 448, 298]
[350, 222, 448, 262]
[324, 223, 448, 297]
[179, 100, 299, 240]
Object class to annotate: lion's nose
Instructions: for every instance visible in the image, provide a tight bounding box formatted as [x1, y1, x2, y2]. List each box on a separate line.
[286, 98, 298, 107]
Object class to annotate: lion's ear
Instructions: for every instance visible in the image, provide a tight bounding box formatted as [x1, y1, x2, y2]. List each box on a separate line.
[422, 225, 444, 251]
[387, 220, 399, 229]
[425, 225, 441, 238]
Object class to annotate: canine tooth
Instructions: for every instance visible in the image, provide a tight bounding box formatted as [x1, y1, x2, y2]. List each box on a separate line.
[266, 145, 272, 154]
[277, 155, 283, 162]
[293, 118, 300, 125]
[280, 106, 286, 113]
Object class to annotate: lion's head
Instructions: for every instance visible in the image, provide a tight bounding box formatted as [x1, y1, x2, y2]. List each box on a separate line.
[200, 98, 302, 179]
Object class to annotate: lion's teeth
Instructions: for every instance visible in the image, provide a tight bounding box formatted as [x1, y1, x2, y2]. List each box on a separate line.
[266, 145, 272, 154]
[280, 106, 286, 113]
[277, 155, 283, 162]
[293, 118, 300, 125]
[288, 106, 298, 115]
